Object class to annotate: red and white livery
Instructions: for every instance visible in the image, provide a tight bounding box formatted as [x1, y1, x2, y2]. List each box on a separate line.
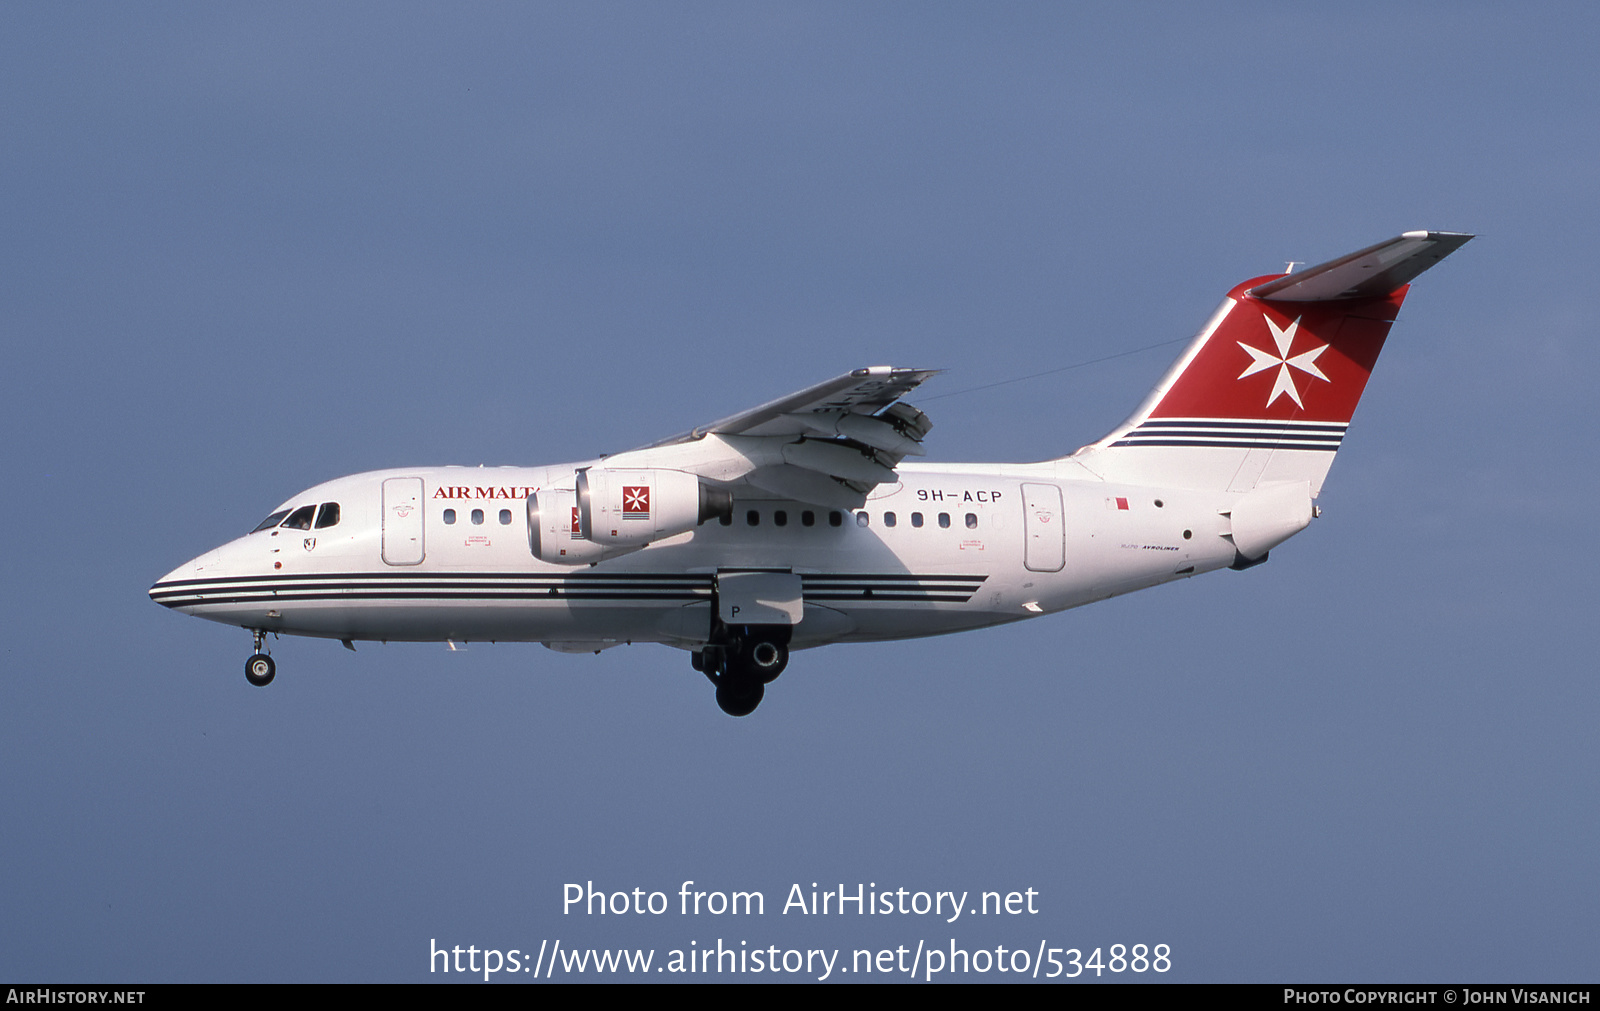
[152, 232, 1471, 715]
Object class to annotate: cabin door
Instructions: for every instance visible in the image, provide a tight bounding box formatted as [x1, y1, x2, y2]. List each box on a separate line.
[382, 477, 426, 565]
[1021, 483, 1064, 572]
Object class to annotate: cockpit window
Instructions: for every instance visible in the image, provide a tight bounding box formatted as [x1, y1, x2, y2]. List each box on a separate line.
[251, 510, 291, 533]
[314, 502, 341, 529]
[281, 505, 317, 530]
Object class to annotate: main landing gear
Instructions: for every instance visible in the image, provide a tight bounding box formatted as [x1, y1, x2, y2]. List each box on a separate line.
[692, 625, 790, 717]
[244, 629, 275, 687]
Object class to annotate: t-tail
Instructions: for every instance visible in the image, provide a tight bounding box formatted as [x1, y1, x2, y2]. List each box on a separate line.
[1074, 231, 1472, 497]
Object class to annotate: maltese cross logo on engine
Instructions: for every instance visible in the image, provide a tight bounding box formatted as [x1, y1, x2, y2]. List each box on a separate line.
[622, 485, 650, 516]
[1236, 315, 1330, 409]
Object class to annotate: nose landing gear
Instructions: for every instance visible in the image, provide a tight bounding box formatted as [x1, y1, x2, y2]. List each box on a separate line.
[244, 629, 275, 687]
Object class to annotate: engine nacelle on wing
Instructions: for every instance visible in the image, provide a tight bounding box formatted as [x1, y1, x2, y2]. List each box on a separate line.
[578, 467, 731, 547]
[526, 488, 611, 565]
[527, 469, 733, 565]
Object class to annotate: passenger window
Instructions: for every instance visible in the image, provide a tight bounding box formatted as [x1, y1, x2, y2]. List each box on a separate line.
[252, 510, 290, 533]
[499, 509, 512, 525]
[884, 512, 897, 527]
[938, 513, 951, 528]
[471, 509, 485, 525]
[314, 503, 341, 529]
[911, 512, 924, 528]
[965, 513, 978, 529]
[444, 509, 456, 525]
[282, 505, 316, 530]
[747, 510, 760, 526]
[801, 511, 815, 527]
[829, 511, 843, 527]
[719, 512, 733, 526]
[856, 512, 870, 527]
[774, 510, 788, 527]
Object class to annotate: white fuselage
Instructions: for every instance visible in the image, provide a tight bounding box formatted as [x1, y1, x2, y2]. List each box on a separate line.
[146, 232, 1468, 715]
[150, 459, 1246, 652]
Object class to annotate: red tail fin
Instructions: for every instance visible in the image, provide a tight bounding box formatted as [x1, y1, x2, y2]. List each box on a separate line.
[1146, 283, 1401, 424]
[1077, 232, 1471, 495]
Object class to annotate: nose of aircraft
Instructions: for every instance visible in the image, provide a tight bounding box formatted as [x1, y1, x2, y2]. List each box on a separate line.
[148, 547, 224, 608]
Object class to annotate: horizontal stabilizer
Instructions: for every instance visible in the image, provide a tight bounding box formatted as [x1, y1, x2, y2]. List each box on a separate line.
[1249, 231, 1473, 302]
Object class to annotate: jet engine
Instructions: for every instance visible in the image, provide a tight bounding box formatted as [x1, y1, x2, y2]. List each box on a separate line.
[526, 488, 608, 564]
[527, 468, 732, 565]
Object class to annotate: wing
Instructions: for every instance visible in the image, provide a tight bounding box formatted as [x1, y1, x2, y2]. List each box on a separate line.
[610, 366, 939, 509]
[644, 366, 940, 446]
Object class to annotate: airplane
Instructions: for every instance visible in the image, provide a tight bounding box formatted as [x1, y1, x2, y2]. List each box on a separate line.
[151, 231, 1472, 716]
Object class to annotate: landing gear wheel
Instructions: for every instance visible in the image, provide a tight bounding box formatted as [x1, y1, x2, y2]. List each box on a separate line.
[715, 677, 764, 717]
[745, 639, 788, 684]
[245, 653, 276, 687]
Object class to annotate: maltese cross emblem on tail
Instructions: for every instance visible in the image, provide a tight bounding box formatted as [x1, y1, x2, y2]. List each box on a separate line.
[1237, 316, 1330, 409]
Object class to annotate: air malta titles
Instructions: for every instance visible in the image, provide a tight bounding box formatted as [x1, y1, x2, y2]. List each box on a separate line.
[433, 485, 542, 500]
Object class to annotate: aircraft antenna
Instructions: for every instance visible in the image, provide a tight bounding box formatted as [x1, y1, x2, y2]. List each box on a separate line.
[919, 336, 1190, 403]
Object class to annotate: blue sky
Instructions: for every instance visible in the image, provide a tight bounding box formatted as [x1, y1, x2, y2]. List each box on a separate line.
[3, 3, 1597, 982]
